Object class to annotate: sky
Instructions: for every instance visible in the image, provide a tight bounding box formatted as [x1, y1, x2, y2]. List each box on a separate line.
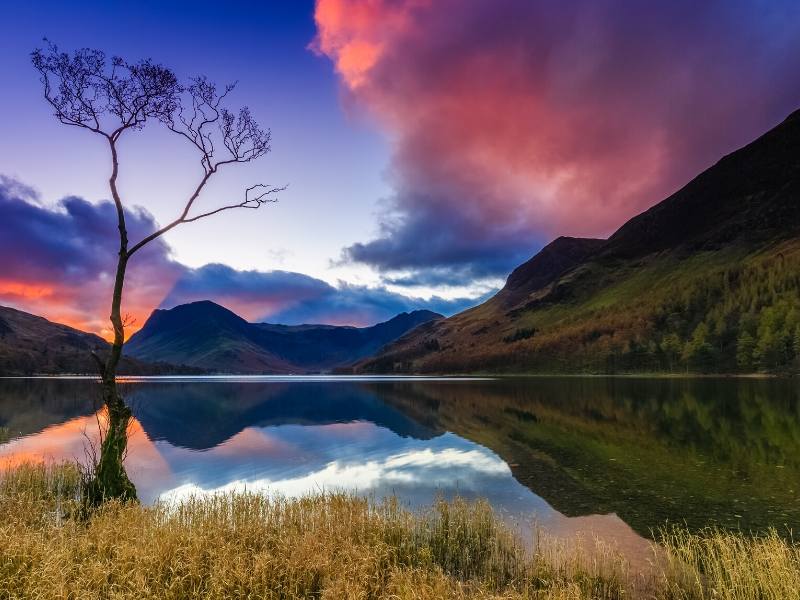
[1, 0, 800, 338]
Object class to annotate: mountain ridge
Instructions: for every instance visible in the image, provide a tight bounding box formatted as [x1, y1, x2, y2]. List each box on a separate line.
[125, 301, 443, 373]
[0, 305, 192, 376]
[356, 108, 800, 375]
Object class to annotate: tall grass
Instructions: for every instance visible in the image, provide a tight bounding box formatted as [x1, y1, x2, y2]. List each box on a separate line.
[656, 526, 800, 599]
[0, 463, 798, 599]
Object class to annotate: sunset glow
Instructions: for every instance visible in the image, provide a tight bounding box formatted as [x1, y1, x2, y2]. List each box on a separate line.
[0, 280, 54, 300]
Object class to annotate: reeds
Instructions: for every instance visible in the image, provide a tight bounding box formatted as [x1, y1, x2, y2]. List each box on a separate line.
[0, 463, 798, 599]
[656, 525, 800, 599]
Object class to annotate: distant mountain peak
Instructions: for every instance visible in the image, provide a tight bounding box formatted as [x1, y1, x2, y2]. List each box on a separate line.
[388, 309, 443, 321]
[125, 301, 443, 374]
[153, 300, 245, 319]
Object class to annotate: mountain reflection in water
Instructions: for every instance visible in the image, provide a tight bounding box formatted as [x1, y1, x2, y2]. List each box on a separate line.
[1, 376, 798, 554]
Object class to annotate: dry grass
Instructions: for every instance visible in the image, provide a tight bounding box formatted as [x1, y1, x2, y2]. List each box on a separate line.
[0, 463, 798, 599]
[656, 526, 800, 599]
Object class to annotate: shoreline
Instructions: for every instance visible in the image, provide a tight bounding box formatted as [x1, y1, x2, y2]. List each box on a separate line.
[0, 371, 794, 380]
[1, 462, 798, 599]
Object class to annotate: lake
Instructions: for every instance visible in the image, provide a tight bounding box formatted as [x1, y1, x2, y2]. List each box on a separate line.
[1, 376, 798, 557]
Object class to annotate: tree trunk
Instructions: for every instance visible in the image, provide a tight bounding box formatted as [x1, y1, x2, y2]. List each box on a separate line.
[87, 253, 137, 504]
[86, 140, 137, 505]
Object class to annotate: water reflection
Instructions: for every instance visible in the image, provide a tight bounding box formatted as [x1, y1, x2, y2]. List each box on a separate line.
[371, 377, 800, 534]
[1, 376, 798, 551]
[126, 381, 437, 449]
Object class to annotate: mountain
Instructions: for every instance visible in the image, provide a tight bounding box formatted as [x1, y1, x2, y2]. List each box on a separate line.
[0, 305, 183, 376]
[126, 301, 292, 373]
[357, 109, 800, 375]
[124, 300, 443, 373]
[496, 237, 605, 308]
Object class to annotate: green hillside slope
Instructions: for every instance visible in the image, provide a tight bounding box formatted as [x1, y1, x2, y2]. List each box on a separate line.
[358, 110, 800, 375]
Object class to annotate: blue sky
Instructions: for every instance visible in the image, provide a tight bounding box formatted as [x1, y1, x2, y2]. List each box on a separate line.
[0, 1, 394, 284]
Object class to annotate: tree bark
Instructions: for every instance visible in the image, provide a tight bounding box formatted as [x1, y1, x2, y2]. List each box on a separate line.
[86, 139, 137, 505]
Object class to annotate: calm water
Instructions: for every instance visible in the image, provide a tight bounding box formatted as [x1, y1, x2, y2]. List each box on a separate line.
[1, 376, 799, 554]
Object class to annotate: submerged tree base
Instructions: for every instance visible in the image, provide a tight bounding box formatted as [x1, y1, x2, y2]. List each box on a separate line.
[0, 463, 798, 599]
[83, 393, 138, 507]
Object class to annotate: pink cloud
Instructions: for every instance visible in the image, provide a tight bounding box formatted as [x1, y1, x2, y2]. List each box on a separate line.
[314, 0, 800, 279]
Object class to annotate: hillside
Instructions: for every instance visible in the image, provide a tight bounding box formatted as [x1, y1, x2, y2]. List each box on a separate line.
[357, 110, 800, 375]
[0, 305, 181, 376]
[125, 300, 442, 373]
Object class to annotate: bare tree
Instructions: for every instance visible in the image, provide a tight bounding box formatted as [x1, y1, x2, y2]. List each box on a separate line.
[32, 42, 282, 503]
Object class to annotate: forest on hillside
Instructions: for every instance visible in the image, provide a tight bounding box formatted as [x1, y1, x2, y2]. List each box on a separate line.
[364, 240, 800, 376]
[513, 242, 800, 375]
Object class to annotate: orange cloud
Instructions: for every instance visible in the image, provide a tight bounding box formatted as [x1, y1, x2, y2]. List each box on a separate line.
[0, 183, 184, 340]
[312, 0, 426, 87]
[0, 280, 55, 300]
[0, 278, 168, 341]
[0, 276, 175, 342]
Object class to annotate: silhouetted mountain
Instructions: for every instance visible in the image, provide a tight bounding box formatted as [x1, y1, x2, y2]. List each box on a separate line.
[0, 305, 188, 376]
[602, 109, 800, 259]
[126, 301, 292, 373]
[358, 110, 800, 375]
[125, 300, 442, 373]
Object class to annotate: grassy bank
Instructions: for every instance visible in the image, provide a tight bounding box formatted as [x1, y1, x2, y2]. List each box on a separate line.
[0, 464, 798, 599]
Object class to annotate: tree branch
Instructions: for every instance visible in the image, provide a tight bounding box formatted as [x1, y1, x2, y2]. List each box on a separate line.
[127, 183, 284, 256]
[183, 183, 284, 222]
